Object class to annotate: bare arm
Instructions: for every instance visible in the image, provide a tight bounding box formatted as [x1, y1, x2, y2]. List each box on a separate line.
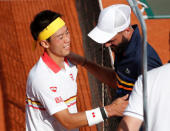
[53, 95, 129, 130]
[117, 116, 143, 131]
[67, 52, 117, 88]
[53, 109, 88, 130]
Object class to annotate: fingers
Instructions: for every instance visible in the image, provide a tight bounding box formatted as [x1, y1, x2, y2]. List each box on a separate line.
[123, 101, 129, 109]
[120, 94, 129, 100]
[105, 96, 129, 117]
[113, 95, 128, 105]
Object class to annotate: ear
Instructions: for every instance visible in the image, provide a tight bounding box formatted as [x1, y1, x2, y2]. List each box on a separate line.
[125, 27, 131, 34]
[39, 40, 50, 49]
[123, 27, 131, 37]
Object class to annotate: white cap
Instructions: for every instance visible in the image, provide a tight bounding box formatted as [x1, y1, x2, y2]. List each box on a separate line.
[88, 4, 131, 44]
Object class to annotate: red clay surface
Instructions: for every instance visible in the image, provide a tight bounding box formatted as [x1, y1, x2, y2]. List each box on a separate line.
[0, 0, 95, 131]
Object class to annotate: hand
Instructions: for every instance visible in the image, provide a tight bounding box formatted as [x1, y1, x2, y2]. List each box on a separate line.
[105, 94, 129, 117]
[67, 52, 86, 66]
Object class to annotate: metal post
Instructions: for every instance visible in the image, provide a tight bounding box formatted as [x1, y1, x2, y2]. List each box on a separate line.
[127, 0, 148, 130]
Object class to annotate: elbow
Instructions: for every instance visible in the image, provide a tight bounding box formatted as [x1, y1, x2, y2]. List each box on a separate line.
[107, 81, 117, 88]
[106, 75, 117, 88]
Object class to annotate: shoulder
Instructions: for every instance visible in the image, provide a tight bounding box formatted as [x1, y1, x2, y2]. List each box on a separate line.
[27, 58, 54, 93]
[137, 64, 169, 86]
[148, 63, 170, 76]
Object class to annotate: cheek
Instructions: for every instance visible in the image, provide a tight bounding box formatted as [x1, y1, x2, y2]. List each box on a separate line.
[111, 41, 120, 46]
[115, 37, 123, 45]
[51, 39, 63, 48]
[49, 41, 62, 51]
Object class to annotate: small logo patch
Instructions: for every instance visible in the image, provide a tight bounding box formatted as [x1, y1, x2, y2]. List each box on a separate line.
[69, 74, 74, 81]
[55, 96, 63, 103]
[50, 86, 57, 92]
[125, 68, 130, 74]
[92, 112, 95, 118]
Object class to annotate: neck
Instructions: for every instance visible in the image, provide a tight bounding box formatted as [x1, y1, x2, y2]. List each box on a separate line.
[128, 27, 134, 41]
[46, 51, 65, 69]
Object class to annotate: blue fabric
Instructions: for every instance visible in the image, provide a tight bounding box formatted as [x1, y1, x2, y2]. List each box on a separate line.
[114, 25, 162, 97]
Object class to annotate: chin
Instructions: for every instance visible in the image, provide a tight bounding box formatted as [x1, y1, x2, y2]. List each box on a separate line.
[64, 50, 71, 56]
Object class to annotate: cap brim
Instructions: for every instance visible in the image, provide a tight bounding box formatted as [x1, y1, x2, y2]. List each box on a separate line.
[88, 26, 117, 44]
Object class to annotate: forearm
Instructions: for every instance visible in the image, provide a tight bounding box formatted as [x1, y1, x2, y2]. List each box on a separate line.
[68, 52, 117, 88]
[62, 92, 129, 129]
[54, 107, 106, 130]
[63, 112, 88, 129]
[54, 110, 88, 129]
[83, 59, 117, 88]
[54, 94, 129, 129]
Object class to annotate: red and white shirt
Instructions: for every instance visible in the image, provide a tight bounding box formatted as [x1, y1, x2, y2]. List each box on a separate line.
[26, 52, 78, 131]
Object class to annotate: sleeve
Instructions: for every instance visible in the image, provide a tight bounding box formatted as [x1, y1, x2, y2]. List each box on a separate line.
[33, 79, 68, 115]
[147, 43, 162, 71]
[124, 76, 144, 121]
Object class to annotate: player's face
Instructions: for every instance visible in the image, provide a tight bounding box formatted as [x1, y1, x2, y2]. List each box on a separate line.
[47, 25, 71, 57]
[105, 32, 129, 54]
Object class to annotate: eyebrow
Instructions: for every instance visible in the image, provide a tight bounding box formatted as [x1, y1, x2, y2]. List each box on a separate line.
[56, 27, 68, 37]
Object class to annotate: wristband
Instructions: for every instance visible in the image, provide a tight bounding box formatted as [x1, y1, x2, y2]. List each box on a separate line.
[104, 107, 109, 118]
[100, 107, 108, 119]
[85, 107, 104, 126]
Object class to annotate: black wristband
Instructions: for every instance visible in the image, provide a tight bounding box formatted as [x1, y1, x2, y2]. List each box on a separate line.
[100, 107, 108, 120]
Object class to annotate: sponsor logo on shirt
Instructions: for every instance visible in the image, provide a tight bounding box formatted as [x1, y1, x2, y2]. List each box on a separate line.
[50, 86, 57, 92]
[55, 96, 64, 103]
[69, 74, 74, 81]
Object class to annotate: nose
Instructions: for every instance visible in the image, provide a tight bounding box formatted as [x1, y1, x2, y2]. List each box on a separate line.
[64, 33, 70, 43]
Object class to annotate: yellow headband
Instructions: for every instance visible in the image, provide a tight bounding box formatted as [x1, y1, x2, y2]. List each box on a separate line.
[37, 17, 65, 41]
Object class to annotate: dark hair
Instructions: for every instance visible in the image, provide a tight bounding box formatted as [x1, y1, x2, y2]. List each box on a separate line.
[30, 10, 61, 41]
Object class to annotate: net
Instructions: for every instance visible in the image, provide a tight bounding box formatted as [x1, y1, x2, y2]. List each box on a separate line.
[0, 0, 95, 131]
[76, 0, 120, 130]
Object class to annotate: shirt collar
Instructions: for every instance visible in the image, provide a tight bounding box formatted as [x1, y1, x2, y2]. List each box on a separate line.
[42, 52, 69, 73]
[124, 24, 141, 56]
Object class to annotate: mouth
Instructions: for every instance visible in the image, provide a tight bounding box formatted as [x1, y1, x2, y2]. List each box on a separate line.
[110, 45, 117, 50]
[64, 44, 70, 50]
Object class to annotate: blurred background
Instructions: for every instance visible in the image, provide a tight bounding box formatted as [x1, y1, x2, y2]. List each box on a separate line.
[0, 0, 169, 131]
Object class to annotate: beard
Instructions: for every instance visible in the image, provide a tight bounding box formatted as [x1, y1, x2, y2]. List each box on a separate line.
[110, 36, 129, 55]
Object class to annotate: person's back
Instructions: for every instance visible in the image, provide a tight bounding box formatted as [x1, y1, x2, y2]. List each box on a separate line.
[147, 63, 170, 130]
[121, 63, 170, 131]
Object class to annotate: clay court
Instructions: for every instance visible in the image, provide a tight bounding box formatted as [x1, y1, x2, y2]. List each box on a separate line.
[0, 0, 169, 131]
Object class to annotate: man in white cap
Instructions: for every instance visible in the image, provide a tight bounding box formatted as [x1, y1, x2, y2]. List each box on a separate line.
[117, 62, 170, 131]
[68, 4, 162, 97]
